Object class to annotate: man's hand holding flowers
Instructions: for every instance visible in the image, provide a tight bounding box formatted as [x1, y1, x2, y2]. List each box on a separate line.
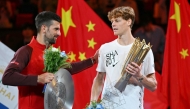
[37, 72, 54, 84]
[40, 45, 71, 92]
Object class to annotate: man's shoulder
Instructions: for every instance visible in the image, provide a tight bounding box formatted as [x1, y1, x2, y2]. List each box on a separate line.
[99, 40, 116, 54]
[16, 45, 33, 55]
[18, 45, 32, 51]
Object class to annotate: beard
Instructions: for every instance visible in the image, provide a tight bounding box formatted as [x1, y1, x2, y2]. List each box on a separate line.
[44, 34, 56, 45]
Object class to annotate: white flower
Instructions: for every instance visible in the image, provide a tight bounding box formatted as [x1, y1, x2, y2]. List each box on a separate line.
[51, 47, 58, 52]
[60, 51, 67, 57]
[43, 45, 71, 74]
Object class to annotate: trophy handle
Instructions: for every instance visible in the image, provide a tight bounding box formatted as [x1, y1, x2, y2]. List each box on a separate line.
[114, 73, 132, 92]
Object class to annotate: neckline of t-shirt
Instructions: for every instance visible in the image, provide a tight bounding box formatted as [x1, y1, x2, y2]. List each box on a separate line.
[114, 39, 133, 48]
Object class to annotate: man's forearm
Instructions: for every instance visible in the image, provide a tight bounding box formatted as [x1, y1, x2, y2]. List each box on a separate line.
[67, 58, 94, 75]
[2, 69, 37, 86]
[90, 77, 104, 101]
[136, 74, 157, 91]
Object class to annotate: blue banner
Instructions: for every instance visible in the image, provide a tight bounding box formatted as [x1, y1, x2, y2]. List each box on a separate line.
[0, 102, 8, 109]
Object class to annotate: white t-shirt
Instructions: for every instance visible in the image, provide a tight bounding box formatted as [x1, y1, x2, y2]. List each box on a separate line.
[96, 39, 155, 109]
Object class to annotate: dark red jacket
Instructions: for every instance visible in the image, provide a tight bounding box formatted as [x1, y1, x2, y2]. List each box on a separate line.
[2, 37, 94, 109]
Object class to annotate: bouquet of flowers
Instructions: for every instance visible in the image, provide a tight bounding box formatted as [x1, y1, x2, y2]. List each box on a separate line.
[43, 45, 71, 73]
[42, 45, 71, 93]
[85, 100, 105, 109]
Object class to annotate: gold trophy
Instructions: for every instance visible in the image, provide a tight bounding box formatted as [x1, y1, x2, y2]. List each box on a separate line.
[114, 38, 152, 92]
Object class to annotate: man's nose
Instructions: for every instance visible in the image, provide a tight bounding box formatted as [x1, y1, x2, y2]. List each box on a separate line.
[57, 30, 61, 36]
[112, 22, 116, 27]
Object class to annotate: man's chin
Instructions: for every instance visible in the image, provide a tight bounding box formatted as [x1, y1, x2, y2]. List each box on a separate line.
[114, 33, 118, 36]
[48, 40, 56, 44]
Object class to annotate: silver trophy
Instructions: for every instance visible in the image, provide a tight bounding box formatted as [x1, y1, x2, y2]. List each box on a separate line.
[44, 68, 74, 109]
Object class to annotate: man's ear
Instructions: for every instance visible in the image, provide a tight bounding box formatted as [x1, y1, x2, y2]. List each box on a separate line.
[41, 25, 46, 33]
[127, 19, 132, 26]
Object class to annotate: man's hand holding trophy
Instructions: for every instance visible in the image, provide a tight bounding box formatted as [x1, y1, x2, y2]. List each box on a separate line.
[114, 38, 152, 92]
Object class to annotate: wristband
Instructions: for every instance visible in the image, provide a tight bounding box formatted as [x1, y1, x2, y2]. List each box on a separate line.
[137, 75, 144, 82]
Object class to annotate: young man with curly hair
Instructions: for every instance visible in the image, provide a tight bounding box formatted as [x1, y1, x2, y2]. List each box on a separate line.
[90, 6, 157, 109]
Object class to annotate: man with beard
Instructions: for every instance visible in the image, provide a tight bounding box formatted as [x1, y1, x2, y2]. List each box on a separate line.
[2, 11, 98, 109]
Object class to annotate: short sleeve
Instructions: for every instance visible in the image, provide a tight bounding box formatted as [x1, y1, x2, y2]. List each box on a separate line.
[143, 49, 155, 76]
[96, 45, 106, 72]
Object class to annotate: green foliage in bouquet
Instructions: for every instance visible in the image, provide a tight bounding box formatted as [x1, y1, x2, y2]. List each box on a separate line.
[43, 45, 71, 73]
[85, 100, 105, 109]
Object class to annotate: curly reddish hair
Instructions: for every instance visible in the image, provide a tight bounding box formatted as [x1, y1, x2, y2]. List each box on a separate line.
[107, 6, 135, 28]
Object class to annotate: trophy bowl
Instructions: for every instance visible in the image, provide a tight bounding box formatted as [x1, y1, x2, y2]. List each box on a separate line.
[44, 68, 74, 109]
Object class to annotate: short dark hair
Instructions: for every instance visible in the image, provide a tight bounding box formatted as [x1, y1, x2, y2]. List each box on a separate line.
[35, 11, 61, 32]
[107, 6, 135, 29]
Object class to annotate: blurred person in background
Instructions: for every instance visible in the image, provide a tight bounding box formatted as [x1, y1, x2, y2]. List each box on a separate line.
[114, 0, 139, 24]
[21, 23, 36, 45]
[153, 0, 168, 32]
[0, 0, 13, 28]
[134, 15, 165, 74]
[38, 0, 58, 12]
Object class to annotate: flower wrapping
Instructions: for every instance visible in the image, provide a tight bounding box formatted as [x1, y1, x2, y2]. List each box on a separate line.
[43, 45, 71, 73]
